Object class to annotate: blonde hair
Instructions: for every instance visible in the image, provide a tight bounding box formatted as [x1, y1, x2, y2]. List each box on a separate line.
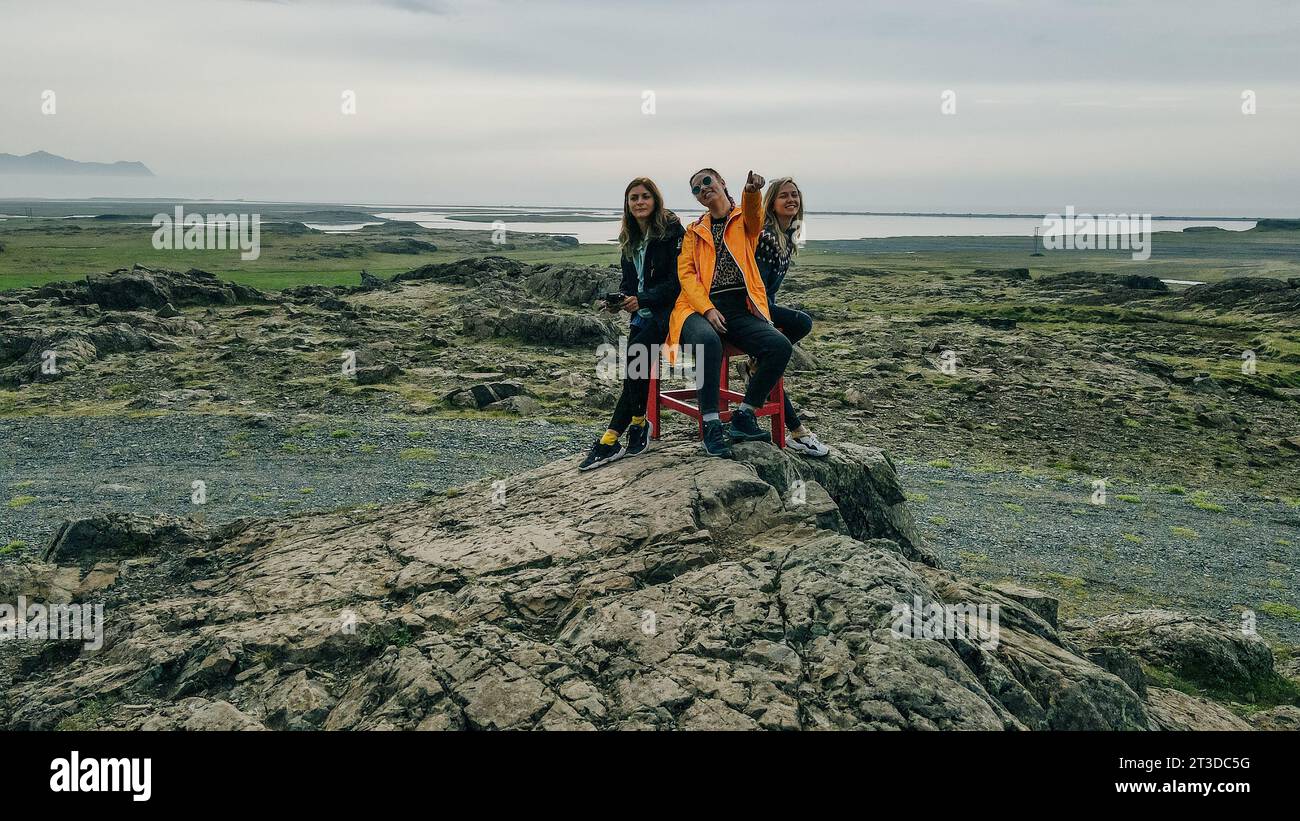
[618, 177, 673, 259]
[762, 177, 804, 256]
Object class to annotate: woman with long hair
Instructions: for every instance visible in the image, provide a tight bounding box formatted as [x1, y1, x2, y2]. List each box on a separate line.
[756, 177, 828, 456]
[664, 167, 793, 458]
[578, 177, 684, 470]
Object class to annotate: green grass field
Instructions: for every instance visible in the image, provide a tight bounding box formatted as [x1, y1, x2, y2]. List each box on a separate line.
[3, 212, 1299, 292]
[0, 219, 622, 291]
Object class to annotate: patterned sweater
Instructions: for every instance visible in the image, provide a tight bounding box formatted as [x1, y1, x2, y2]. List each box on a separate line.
[755, 222, 798, 305]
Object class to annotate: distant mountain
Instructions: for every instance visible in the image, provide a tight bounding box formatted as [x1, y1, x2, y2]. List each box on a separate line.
[0, 151, 154, 177]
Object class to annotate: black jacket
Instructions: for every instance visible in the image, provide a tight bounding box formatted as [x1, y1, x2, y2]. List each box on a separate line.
[619, 216, 685, 330]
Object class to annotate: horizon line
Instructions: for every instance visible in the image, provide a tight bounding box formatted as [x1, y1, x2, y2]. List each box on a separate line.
[0, 196, 1273, 222]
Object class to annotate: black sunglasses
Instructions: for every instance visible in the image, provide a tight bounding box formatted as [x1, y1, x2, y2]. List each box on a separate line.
[691, 176, 714, 196]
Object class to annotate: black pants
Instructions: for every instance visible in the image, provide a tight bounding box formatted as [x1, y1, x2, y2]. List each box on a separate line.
[769, 303, 812, 431]
[608, 320, 665, 434]
[680, 294, 792, 417]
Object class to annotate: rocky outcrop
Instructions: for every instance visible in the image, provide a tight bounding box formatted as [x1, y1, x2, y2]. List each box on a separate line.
[1032, 586, 1280, 729]
[0, 268, 264, 386]
[392, 256, 528, 286]
[0, 322, 179, 387]
[1, 442, 1195, 731]
[462, 307, 617, 347]
[35, 265, 266, 311]
[42, 513, 240, 565]
[1064, 609, 1283, 703]
[393, 256, 619, 308]
[730, 442, 934, 565]
[1178, 277, 1300, 314]
[1034, 270, 1171, 306]
[524, 264, 620, 307]
[1038, 271, 1168, 292]
[372, 239, 437, 255]
[1251, 219, 1300, 232]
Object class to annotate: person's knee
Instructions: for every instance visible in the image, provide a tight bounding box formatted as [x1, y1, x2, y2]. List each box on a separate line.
[684, 322, 720, 356]
[768, 331, 793, 364]
[774, 308, 812, 344]
[790, 311, 813, 340]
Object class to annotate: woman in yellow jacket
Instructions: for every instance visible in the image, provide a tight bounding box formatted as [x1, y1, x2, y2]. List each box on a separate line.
[666, 168, 793, 457]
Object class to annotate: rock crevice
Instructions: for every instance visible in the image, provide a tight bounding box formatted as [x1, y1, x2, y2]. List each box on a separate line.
[0, 442, 1271, 731]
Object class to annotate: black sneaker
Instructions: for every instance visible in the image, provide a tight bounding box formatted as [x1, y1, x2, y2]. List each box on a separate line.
[625, 419, 653, 457]
[701, 420, 732, 457]
[728, 407, 771, 443]
[578, 438, 624, 471]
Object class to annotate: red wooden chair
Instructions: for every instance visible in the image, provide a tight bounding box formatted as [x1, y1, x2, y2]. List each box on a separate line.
[647, 341, 786, 448]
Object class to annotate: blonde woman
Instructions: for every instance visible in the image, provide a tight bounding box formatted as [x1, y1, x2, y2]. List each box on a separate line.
[756, 177, 828, 457]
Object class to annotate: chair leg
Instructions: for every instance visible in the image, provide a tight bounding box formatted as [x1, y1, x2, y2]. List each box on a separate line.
[773, 379, 786, 448]
[647, 376, 660, 440]
[719, 353, 729, 417]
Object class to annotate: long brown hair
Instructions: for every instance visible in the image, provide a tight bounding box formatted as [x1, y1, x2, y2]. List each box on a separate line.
[762, 177, 804, 256]
[618, 177, 672, 259]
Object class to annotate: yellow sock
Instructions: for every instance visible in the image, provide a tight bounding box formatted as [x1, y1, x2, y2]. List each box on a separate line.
[600, 429, 619, 445]
[630, 416, 646, 427]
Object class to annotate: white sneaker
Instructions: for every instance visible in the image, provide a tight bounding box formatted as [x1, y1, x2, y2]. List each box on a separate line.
[786, 431, 830, 457]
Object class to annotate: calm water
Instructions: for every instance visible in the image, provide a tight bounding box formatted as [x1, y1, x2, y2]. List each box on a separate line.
[331, 207, 1256, 244]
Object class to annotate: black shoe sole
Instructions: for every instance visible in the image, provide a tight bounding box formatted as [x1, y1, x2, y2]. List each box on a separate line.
[702, 444, 732, 457]
[728, 429, 771, 443]
[578, 451, 623, 471]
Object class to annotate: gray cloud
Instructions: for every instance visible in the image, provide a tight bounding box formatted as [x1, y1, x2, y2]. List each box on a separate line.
[0, 0, 1295, 215]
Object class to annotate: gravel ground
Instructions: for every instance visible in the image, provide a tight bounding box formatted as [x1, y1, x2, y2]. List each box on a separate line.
[898, 461, 1300, 643]
[4, 414, 1297, 645]
[1, 413, 593, 554]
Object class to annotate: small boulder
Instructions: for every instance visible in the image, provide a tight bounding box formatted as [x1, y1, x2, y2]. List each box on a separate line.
[487, 395, 542, 415]
[444, 381, 528, 409]
[354, 363, 402, 385]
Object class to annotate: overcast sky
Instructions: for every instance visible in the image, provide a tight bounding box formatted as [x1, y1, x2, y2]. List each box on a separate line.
[1, 0, 1297, 215]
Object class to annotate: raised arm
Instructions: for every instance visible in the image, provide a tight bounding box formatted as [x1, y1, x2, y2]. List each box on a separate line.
[742, 170, 765, 239]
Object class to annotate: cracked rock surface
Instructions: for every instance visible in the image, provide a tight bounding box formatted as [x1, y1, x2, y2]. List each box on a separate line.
[1, 441, 1273, 730]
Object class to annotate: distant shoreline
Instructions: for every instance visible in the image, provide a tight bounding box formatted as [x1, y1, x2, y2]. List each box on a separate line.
[0, 197, 1270, 223]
